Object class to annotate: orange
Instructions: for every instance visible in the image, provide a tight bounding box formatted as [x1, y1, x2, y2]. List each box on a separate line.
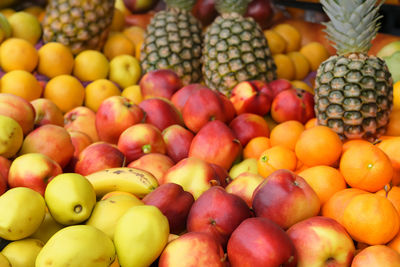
[388, 231, 400, 254]
[85, 79, 121, 112]
[135, 40, 143, 61]
[269, 120, 304, 151]
[393, 81, 400, 111]
[123, 25, 146, 48]
[300, 41, 330, 71]
[376, 186, 400, 216]
[377, 137, 400, 186]
[272, 23, 301, 53]
[103, 32, 135, 60]
[257, 145, 297, 178]
[291, 80, 313, 94]
[273, 53, 295, 80]
[23, 5, 44, 17]
[263, 29, 286, 55]
[322, 188, 369, 225]
[342, 138, 372, 153]
[298, 165, 347, 205]
[342, 193, 399, 245]
[121, 85, 143, 105]
[295, 125, 343, 167]
[73, 50, 110, 82]
[386, 109, 400, 136]
[287, 51, 310, 81]
[0, 70, 42, 101]
[243, 136, 271, 159]
[304, 117, 317, 129]
[38, 42, 75, 78]
[43, 75, 85, 113]
[339, 142, 393, 192]
[352, 245, 400, 267]
[0, 37, 38, 72]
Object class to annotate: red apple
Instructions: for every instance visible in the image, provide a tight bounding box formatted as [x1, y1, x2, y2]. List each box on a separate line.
[191, 0, 218, 27]
[63, 130, 93, 172]
[189, 120, 242, 170]
[139, 69, 183, 100]
[271, 88, 315, 124]
[117, 123, 166, 164]
[139, 97, 184, 131]
[162, 124, 194, 163]
[229, 113, 270, 147]
[127, 153, 174, 184]
[217, 91, 237, 123]
[74, 141, 126, 176]
[229, 81, 272, 116]
[267, 78, 293, 99]
[225, 172, 265, 208]
[64, 106, 99, 143]
[0, 173, 6, 195]
[160, 157, 220, 200]
[0, 156, 11, 186]
[245, 0, 275, 30]
[31, 98, 64, 128]
[287, 216, 356, 267]
[159, 231, 227, 267]
[171, 83, 208, 113]
[18, 124, 75, 168]
[252, 169, 321, 229]
[187, 186, 251, 247]
[182, 87, 227, 133]
[123, 0, 159, 14]
[8, 153, 63, 195]
[0, 93, 35, 135]
[227, 217, 297, 267]
[95, 96, 144, 144]
[142, 182, 194, 234]
[210, 163, 231, 188]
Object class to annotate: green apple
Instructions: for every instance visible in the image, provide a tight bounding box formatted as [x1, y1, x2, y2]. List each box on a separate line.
[109, 54, 141, 88]
[7, 11, 41, 45]
[384, 51, 400, 83]
[377, 41, 400, 58]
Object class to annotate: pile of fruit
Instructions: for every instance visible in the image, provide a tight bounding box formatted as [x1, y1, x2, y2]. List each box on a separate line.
[2, 0, 400, 266]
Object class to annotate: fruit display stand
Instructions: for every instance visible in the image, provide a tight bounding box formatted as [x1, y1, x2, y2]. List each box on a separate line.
[2, 0, 400, 266]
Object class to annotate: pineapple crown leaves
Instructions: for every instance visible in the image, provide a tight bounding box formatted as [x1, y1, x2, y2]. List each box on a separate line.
[320, 0, 383, 55]
[215, 0, 252, 15]
[165, 0, 196, 10]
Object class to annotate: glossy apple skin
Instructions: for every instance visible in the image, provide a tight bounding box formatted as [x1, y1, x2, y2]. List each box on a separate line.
[217, 91, 236, 123]
[225, 172, 265, 208]
[18, 124, 75, 168]
[0, 156, 11, 187]
[117, 123, 166, 164]
[31, 98, 64, 128]
[191, 0, 218, 27]
[162, 124, 194, 163]
[170, 83, 207, 113]
[227, 217, 298, 267]
[127, 153, 174, 184]
[64, 106, 99, 143]
[210, 163, 231, 188]
[189, 120, 242, 170]
[252, 169, 321, 230]
[74, 141, 126, 176]
[182, 87, 227, 133]
[8, 153, 63, 196]
[160, 157, 220, 200]
[95, 96, 144, 144]
[63, 130, 93, 172]
[142, 182, 195, 234]
[271, 88, 315, 124]
[0, 93, 35, 135]
[187, 186, 251, 247]
[229, 113, 270, 147]
[287, 216, 356, 267]
[267, 79, 293, 99]
[139, 69, 183, 100]
[139, 97, 184, 131]
[245, 0, 275, 30]
[159, 231, 227, 267]
[123, 0, 159, 14]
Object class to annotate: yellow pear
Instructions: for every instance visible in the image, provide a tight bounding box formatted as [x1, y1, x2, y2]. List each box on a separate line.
[35, 225, 115, 267]
[1, 238, 44, 267]
[114, 205, 170, 267]
[0, 252, 10, 267]
[29, 212, 64, 244]
[86, 194, 143, 240]
[0, 187, 46, 240]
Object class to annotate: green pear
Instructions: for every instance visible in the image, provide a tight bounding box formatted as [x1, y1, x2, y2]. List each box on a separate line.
[7, 12, 41, 45]
[114, 205, 170, 267]
[229, 158, 259, 179]
[0, 115, 23, 159]
[384, 51, 400, 83]
[1, 238, 44, 267]
[0, 187, 46, 240]
[0, 252, 10, 267]
[29, 212, 64, 244]
[35, 225, 115, 267]
[86, 194, 143, 240]
[44, 173, 96, 225]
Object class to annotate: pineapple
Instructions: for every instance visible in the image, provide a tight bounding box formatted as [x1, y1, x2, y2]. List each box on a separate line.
[42, 0, 115, 55]
[315, 0, 393, 141]
[202, 0, 276, 97]
[140, 0, 203, 85]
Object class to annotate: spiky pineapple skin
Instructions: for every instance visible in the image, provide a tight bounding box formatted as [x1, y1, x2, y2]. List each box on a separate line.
[202, 13, 276, 97]
[314, 53, 393, 141]
[42, 0, 115, 55]
[140, 8, 203, 85]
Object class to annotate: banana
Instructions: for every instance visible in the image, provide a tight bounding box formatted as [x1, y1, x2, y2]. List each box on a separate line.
[85, 167, 159, 199]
